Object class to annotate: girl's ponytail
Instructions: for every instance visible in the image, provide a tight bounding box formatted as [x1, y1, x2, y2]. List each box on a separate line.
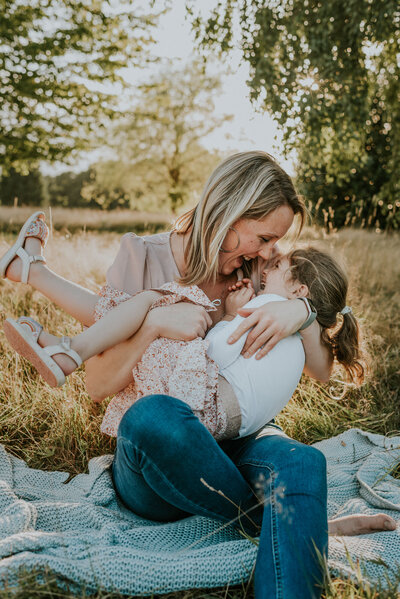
[328, 311, 365, 384]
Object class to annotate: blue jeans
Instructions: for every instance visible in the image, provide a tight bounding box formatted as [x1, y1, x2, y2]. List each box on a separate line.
[112, 395, 328, 599]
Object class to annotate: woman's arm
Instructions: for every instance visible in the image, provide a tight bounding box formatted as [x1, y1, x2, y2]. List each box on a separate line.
[85, 301, 213, 401]
[226, 299, 333, 382]
[299, 320, 333, 383]
[85, 323, 157, 402]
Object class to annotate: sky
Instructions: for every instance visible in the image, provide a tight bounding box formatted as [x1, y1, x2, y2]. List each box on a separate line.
[43, 0, 294, 175]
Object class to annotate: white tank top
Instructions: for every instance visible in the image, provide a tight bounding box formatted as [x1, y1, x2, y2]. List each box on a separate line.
[205, 294, 305, 437]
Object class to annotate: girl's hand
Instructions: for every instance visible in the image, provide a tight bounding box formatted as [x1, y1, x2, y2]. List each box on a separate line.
[225, 286, 255, 316]
[227, 299, 308, 359]
[145, 301, 213, 341]
[227, 278, 253, 292]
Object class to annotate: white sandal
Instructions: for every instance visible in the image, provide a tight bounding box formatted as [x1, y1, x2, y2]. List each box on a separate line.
[3, 316, 82, 388]
[0, 211, 49, 283]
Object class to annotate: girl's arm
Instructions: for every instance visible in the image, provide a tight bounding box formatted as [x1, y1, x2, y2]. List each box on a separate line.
[85, 301, 213, 401]
[85, 323, 158, 402]
[227, 299, 333, 382]
[206, 316, 247, 370]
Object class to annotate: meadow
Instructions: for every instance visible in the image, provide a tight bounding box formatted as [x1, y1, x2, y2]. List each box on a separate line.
[0, 207, 399, 598]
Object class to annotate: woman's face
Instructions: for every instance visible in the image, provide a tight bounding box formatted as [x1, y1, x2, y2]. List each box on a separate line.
[218, 204, 295, 276]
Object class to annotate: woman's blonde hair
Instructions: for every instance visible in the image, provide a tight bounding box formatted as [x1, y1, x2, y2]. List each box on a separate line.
[287, 247, 365, 385]
[174, 151, 306, 285]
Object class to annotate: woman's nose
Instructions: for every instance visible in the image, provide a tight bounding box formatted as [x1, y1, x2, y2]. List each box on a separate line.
[257, 246, 273, 261]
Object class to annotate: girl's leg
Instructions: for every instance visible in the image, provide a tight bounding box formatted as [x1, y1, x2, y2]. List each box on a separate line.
[35, 290, 161, 375]
[5, 236, 98, 327]
[112, 394, 328, 599]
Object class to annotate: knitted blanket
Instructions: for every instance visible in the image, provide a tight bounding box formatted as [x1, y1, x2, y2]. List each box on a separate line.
[0, 428, 399, 594]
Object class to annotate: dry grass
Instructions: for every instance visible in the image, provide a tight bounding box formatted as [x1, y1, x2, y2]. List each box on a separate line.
[0, 209, 399, 598]
[0, 205, 171, 235]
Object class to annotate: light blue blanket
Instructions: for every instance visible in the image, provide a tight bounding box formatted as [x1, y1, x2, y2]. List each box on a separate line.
[0, 428, 399, 594]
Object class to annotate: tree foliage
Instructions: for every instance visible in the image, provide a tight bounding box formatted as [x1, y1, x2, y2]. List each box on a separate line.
[82, 145, 222, 213]
[190, 0, 400, 229]
[1, 0, 164, 172]
[45, 169, 93, 207]
[101, 59, 232, 213]
[1, 60, 229, 213]
[0, 167, 45, 205]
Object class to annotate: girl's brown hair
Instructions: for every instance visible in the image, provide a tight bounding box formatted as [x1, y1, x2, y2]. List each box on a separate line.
[287, 247, 365, 384]
[174, 151, 306, 285]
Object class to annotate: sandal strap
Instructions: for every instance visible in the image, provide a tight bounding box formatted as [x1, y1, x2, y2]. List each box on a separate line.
[16, 247, 46, 284]
[17, 316, 43, 341]
[44, 337, 83, 368]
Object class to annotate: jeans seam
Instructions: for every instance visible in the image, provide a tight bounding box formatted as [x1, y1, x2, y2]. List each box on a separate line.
[238, 459, 283, 596]
[117, 436, 246, 526]
[265, 463, 282, 598]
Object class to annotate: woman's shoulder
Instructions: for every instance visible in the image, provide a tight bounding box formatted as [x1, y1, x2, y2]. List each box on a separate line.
[121, 230, 171, 247]
[106, 230, 178, 295]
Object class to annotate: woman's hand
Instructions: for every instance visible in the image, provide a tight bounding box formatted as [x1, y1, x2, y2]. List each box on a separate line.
[227, 298, 333, 381]
[146, 301, 213, 341]
[227, 299, 308, 358]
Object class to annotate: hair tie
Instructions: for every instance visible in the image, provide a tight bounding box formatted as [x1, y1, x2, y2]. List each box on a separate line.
[340, 306, 352, 315]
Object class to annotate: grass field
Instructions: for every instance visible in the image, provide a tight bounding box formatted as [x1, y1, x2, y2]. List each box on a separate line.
[0, 208, 399, 598]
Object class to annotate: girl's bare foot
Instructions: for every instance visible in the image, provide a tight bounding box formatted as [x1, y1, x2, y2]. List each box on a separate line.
[36, 329, 78, 376]
[5, 237, 45, 283]
[328, 513, 397, 536]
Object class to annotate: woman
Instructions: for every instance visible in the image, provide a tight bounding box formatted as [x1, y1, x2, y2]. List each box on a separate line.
[2, 152, 393, 598]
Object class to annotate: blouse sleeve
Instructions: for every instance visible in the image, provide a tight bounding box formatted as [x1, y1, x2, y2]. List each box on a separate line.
[106, 233, 148, 296]
[93, 233, 148, 321]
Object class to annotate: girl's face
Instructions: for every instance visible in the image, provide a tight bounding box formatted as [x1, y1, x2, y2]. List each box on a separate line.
[260, 255, 307, 298]
[260, 256, 294, 297]
[218, 205, 294, 276]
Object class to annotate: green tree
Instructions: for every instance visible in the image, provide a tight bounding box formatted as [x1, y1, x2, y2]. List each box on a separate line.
[45, 169, 93, 207]
[0, 167, 44, 205]
[81, 145, 222, 213]
[190, 0, 400, 229]
[105, 59, 232, 213]
[1, 0, 164, 172]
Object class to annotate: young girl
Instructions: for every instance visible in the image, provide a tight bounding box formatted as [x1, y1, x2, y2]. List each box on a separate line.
[3, 225, 364, 441]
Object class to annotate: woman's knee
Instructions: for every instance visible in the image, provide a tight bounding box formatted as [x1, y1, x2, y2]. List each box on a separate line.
[294, 443, 327, 473]
[288, 443, 327, 498]
[257, 438, 327, 500]
[118, 394, 193, 445]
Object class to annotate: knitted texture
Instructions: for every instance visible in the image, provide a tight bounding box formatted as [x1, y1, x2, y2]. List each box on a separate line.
[0, 428, 399, 594]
